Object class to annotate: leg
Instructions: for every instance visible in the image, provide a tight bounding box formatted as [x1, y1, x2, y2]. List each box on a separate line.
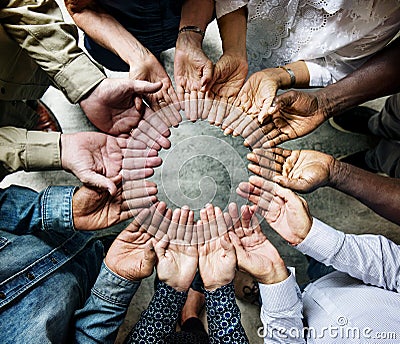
[368, 93, 400, 140]
[365, 94, 400, 177]
[366, 139, 400, 177]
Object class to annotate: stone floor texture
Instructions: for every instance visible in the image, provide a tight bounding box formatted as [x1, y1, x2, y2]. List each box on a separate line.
[1, 3, 399, 343]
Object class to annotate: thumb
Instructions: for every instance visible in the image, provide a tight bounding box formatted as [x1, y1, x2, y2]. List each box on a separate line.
[268, 91, 298, 115]
[143, 241, 157, 267]
[128, 79, 163, 94]
[154, 234, 169, 259]
[229, 231, 243, 250]
[273, 175, 293, 188]
[228, 233, 248, 269]
[220, 233, 233, 251]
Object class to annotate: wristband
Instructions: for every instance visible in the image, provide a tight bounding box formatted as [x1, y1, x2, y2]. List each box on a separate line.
[277, 66, 296, 88]
[178, 25, 205, 38]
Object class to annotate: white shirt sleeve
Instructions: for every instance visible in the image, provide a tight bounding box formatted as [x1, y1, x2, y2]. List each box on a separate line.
[259, 269, 305, 343]
[297, 217, 400, 292]
[304, 60, 336, 87]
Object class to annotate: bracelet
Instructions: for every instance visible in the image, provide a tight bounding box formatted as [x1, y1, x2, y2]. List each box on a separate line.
[178, 25, 205, 38]
[277, 66, 296, 88]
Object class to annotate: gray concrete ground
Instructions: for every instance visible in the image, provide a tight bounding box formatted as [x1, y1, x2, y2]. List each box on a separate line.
[1, 7, 399, 343]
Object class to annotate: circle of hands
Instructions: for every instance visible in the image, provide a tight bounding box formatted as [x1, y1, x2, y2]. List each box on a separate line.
[72, 90, 326, 289]
[70, 52, 338, 288]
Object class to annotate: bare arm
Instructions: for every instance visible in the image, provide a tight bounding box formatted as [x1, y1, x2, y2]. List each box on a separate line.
[317, 36, 400, 117]
[65, 0, 150, 66]
[330, 160, 400, 225]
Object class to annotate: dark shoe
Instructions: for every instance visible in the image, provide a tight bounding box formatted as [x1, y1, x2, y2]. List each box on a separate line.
[233, 270, 260, 306]
[329, 106, 378, 135]
[26, 100, 62, 132]
[338, 150, 379, 173]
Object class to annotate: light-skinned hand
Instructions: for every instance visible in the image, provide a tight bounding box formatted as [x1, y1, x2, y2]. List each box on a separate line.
[129, 56, 181, 127]
[104, 209, 156, 281]
[226, 203, 288, 285]
[233, 68, 282, 124]
[61, 132, 126, 196]
[198, 205, 237, 291]
[174, 33, 214, 121]
[237, 176, 312, 245]
[79, 78, 162, 135]
[154, 206, 198, 292]
[205, 53, 248, 126]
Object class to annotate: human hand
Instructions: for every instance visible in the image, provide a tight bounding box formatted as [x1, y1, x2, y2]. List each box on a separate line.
[226, 203, 288, 284]
[104, 209, 156, 281]
[174, 33, 214, 121]
[129, 105, 172, 151]
[248, 148, 336, 193]
[237, 176, 312, 245]
[198, 205, 237, 291]
[259, 90, 330, 147]
[79, 78, 162, 135]
[120, 136, 162, 181]
[61, 132, 125, 196]
[129, 57, 181, 127]
[155, 206, 198, 292]
[206, 53, 248, 126]
[233, 68, 282, 127]
[61, 132, 160, 196]
[220, 109, 270, 149]
[72, 176, 156, 230]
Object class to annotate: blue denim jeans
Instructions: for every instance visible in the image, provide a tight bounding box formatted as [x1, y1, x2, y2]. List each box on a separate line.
[0, 185, 103, 343]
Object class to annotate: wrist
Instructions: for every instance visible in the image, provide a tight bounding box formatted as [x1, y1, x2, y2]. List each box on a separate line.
[314, 88, 339, 119]
[329, 158, 349, 188]
[161, 278, 192, 293]
[176, 31, 203, 49]
[60, 134, 70, 171]
[204, 278, 232, 292]
[256, 265, 289, 285]
[283, 61, 310, 88]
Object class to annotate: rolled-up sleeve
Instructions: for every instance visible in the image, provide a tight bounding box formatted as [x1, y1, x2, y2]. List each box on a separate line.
[0, 0, 106, 103]
[0, 127, 61, 180]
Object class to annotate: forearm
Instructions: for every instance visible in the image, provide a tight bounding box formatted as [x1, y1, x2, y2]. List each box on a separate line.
[125, 281, 187, 343]
[205, 282, 249, 343]
[217, 6, 247, 58]
[179, 0, 214, 32]
[329, 160, 400, 225]
[74, 262, 141, 344]
[176, 0, 214, 50]
[315, 37, 400, 117]
[297, 218, 400, 292]
[259, 272, 305, 344]
[0, 127, 61, 180]
[2, 0, 105, 103]
[68, 8, 151, 66]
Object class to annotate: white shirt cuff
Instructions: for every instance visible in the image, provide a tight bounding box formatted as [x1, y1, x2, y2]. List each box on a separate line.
[296, 217, 345, 263]
[305, 61, 336, 87]
[259, 268, 300, 313]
